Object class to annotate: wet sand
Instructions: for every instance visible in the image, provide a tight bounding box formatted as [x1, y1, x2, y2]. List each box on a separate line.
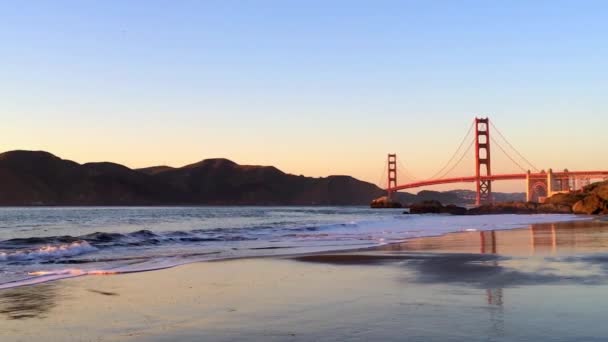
[3, 219, 608, 341]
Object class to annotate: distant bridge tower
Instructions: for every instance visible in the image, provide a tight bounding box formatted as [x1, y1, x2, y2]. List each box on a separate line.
[475, 117, 492, 205]
[387, 154, 397, 199]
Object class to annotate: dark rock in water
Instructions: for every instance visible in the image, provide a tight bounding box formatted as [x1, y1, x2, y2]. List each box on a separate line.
[409, 200, 467, 215]
[386, 190, 525, 207]
[409, 200, 573, 215]
[401, 180, 608, 216]
[370, 196, 402, 208]
[466, 201, 573, 215]
[466, 202, 536, 215]
[444, 204, 468, 215]
[406, 181, 608, 216]
[400, 181, 608, 215]
[409, 200, 443, 214]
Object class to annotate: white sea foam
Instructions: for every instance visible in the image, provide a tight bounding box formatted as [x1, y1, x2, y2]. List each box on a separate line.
[0, 209, 593, 290]
[0, 241, 97, 261]
[301, 214, 589, 244]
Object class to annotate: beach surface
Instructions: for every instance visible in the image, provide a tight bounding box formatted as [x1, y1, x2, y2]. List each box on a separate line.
[3, 219, 608, 341]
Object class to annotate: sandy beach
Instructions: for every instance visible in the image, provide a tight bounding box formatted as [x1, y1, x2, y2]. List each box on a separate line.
[4, 1, 607, 340]
[3, 219, 608, 341]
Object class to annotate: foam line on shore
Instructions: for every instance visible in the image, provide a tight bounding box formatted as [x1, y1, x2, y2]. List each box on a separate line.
[0, 214, 593, 290]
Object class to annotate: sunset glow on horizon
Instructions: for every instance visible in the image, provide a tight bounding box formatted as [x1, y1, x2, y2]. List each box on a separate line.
[3, 1, 607, 192]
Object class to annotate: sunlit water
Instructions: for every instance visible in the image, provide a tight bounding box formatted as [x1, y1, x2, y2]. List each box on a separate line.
[0, 207, 586, 288]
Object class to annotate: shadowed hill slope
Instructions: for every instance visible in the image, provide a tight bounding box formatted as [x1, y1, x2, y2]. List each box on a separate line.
[136, 165, 175, 175]
[0, 151, 179, 205]
[148, 158, 383, 205]
[0, 151, 384, 205]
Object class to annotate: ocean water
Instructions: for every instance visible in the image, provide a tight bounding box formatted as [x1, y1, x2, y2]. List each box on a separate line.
[0, 207, 585, 288]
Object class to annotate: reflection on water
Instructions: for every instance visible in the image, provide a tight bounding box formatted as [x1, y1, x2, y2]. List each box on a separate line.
[480, 231, 505, 339]
[383, 220, 608, 256]
[486, 287, 503, 306]
[0, 283, 59, 320]
[479, 231, 503, 306]
[480, 230, 497, 254]
[378, 219, 608, 336]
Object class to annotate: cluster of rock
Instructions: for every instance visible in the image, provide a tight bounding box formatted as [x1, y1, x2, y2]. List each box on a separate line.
[533, 181, 608, 215]
[467, 202, 572, 215]
[405, 200, 571, 215]
[370, 190, 525, 209]
[401, 180, 608, 216]
[569, 181, 608, 215]
[408, 200, 467, 215]
[370, 196, 403, 208]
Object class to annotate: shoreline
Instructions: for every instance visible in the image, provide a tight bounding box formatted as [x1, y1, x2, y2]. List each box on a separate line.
[0, 214, 596, 291]
[3, 218, 608, 340]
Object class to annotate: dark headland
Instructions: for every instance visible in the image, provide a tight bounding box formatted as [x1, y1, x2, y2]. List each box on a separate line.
[0, 150, 378, 206]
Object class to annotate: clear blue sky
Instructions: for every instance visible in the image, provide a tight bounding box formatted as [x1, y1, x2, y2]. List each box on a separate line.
[2, 1, 607, 191]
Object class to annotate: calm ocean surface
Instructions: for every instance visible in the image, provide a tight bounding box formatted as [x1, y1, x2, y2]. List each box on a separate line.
[0, 207, 584, 288]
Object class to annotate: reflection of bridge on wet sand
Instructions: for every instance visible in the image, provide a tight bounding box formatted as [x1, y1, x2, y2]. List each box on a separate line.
[380, 219, 608, 311]
[383, 220, 608, 256]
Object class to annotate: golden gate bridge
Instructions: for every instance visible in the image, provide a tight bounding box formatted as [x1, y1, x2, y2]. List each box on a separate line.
[385, 117, 608, 205]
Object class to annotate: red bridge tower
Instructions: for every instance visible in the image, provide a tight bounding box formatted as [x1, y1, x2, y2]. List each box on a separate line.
[475, 117, 492, 205]
[387, 154, 397, 199]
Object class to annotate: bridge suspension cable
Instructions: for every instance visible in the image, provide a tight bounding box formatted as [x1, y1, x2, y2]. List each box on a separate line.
[490, 121, 539, 172]
[428, 120, 475, 180]
[436, 138, 475, 180]
[397, 160, 418, 181]
[490, 136, 528, 173]
[377, 162, 387, 188]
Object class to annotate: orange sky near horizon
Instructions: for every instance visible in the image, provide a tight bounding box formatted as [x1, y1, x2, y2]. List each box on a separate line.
[3, 113, 606, 194]
[3, 2, 607, 193]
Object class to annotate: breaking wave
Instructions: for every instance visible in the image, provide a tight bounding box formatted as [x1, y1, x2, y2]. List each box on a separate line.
[0, 241, 97, 262]
[0, 206, 590, 290]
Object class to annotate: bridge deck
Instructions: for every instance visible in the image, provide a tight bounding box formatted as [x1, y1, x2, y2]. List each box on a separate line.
[389, 171, 608, 192]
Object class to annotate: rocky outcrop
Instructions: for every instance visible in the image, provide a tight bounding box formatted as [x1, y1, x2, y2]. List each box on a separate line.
[370, 196, 403, 208]
[467, 202, 572, 215]
[543, 192, 585, 207]
[408, 180, 608, 216]
[467, 202, 537, 215]
[407, 200, 572, 215]
[408, 200, 467, 215]
[572, 194, 608, 215]
[584, 181, 608, 200]
[546, 180, 608, 215]
[371, 190, 526, 208]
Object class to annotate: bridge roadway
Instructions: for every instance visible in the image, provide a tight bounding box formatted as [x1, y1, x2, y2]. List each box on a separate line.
[390, 170, 608, 192]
